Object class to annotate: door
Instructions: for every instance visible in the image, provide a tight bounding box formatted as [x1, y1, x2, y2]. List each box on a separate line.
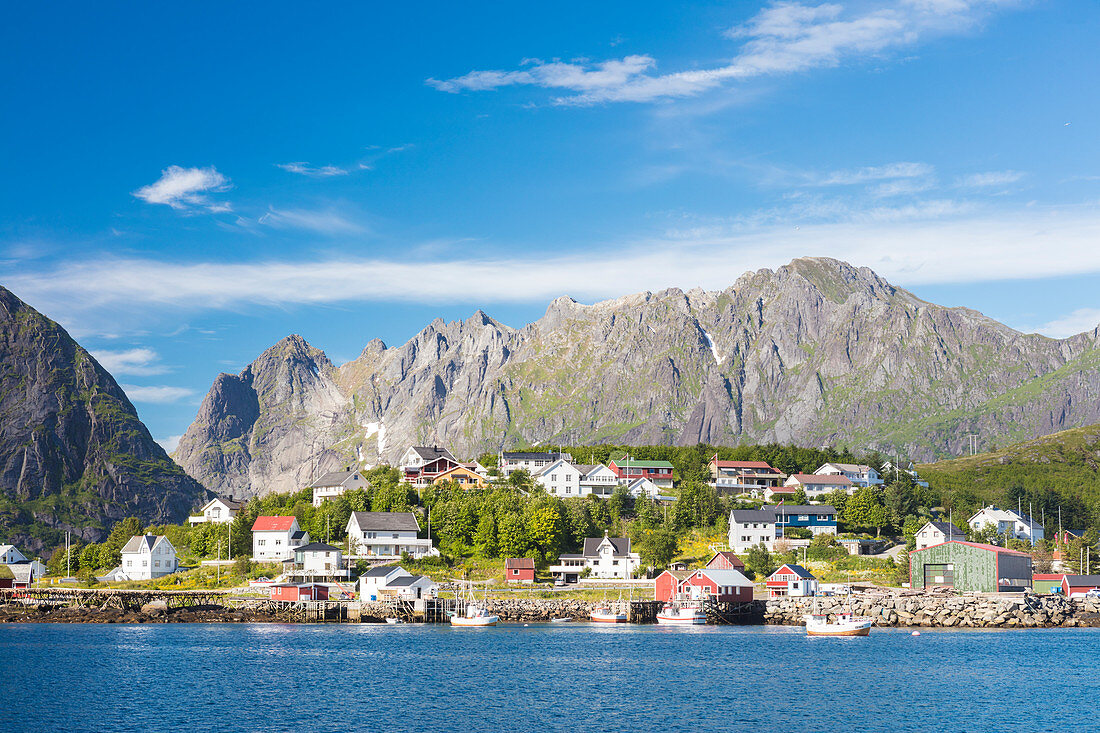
[924, 563, 953, 587]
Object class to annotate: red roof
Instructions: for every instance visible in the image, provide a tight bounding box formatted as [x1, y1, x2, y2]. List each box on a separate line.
[712, 460, 775, 470]
[788, 473, 853, 485]
[911, 540, 1031, 556]
[251, 515, 297, 532]
[1034, 574, 1066, 581]
[505, 558, 535, 570]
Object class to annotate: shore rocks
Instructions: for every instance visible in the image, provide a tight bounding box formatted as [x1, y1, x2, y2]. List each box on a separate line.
[764, 592, 1100, 628]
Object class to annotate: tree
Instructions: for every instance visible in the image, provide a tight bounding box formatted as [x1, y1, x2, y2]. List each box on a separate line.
[843, 488, 878, 531]
[902, 515, 923, 550]
[608, 485, 634, 522]
[106, 517, 143, 551]
[474, 514, 498, 557]
[745, 543, 776, 579]
[497, 513, 530, 558]
[526, 504, 565, 562]
[635, 528, 678, 569]
[790, 487, 809, 506]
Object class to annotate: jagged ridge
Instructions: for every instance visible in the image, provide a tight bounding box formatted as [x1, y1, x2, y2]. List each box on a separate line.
[174, 257, 1100, 497]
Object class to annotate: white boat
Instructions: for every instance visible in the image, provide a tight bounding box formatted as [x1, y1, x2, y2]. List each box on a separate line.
[656, 603, 706, 626]
[450, 603, 499, 627]
[590, 606, 628, 623]
[550, 617, 574, 623]
[384, 617, 403, 625]
[803, 585, 872, 636]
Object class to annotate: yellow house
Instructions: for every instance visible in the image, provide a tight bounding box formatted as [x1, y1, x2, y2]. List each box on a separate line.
[431, 464, 490, 490]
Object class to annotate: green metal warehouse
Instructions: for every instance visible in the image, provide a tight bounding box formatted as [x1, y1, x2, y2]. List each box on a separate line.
[909, 540, 1032, 593]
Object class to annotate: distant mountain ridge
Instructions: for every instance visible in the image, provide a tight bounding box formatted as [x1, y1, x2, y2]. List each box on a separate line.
[174, 257, 1100, 497]
[0, 286, 207, 552]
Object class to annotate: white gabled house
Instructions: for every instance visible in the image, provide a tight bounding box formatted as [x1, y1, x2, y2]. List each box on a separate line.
[345, 512, 435, 559]
[119, 535, 177, 581]
[728, 509, 778, 553]
[251, 516, 310, 562]
[813, 463, 883, 488]
[358, 565, 412, 600]
[548, 535, 640, 582]
[380, 574, 439, 601]
[291, 542, 349, 578]
[535, 458, 585, 496]
[498, 451, 572, 477]
[914, 520, 966, 550]
[968, 506, 1044, 545]
[625, 477, 663, 499]
[579, 464, 618, 497]
[782, 473, 855, 498]
[0, 544, 28, 565]
[310, 468, 368, 506]
[188, 496, 242, 525]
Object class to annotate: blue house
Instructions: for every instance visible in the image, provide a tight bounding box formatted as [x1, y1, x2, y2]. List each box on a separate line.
[770, 505, 837, 537]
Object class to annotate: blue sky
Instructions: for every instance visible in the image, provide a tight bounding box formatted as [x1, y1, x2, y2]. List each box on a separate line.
[3, 1, 1100, 449]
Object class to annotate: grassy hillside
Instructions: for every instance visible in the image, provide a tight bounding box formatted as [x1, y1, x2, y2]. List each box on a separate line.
[918, 424, 1100, 529]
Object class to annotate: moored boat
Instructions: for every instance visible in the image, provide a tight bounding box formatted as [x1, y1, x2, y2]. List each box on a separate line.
[804, 610, 873, 636]
[656, 603, 706, 626]
[590, 606, 628, 623]
[450, 602, 499, 627]
[550, 616, 573, 623]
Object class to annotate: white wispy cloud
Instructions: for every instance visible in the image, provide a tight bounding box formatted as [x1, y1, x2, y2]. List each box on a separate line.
[955, 170, 1025, 188]
[9, 205, 1100, 323]
[258, 207, 367, 235]
[277, 162, 349, 177]
[1034, 308, 1100, 339]
[428, 1, 1020, 105]
[132, 165, 231, 212]
[89, 347, 168, 376]
[816, 162, 934, 186]
[121, 385, 194, 404]
[157, 435, 183, 453]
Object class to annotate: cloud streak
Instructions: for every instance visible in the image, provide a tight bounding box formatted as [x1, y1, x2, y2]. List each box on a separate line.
[429, 1, 1020, 105]
[277, 162, 349, 177]
[132, 165, 231, 212]
[257, 207, 368, 235]
[9, 204, 1100, 339]
[89, 347, 168, 376]
[121, 385, 194, 404]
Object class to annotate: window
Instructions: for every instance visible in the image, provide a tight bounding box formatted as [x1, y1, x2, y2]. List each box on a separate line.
[126, 560, 132, 567]
[798, 515, 809, 521]
[258, 539, 266, 546]
[392, 533, 399, 539]
[275, 539, 282, 546]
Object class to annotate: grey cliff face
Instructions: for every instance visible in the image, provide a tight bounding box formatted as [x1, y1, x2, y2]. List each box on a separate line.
[0, 286, 207, 552]
[174, 258, 1100, 497]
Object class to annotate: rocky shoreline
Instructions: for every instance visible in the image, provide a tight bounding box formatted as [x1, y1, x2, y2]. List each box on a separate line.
[764, 592, 1100, 628]
[0, 603, 283, 624]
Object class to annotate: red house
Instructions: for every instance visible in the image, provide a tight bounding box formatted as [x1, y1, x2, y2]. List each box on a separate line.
[681, 569, 754, 603]
[270, 583, 329, 602]
[608, 458, 675, 488]
[505, 558, 536, 583]
[654, 569, 693, 602]
[706, 551, 746, 572]
[1062, 575, 1100, 597]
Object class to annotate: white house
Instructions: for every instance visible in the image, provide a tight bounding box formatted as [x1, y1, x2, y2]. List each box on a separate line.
[914, 520, 966, 550]
[766, 564, 818, 598]
[728, 509, 778, 553]
[536, 458, 585, 497]
[345, 512, 434, 559]
[625, 477, 663, 499]
[881, 461, 930, 488]
[380, 574, 439, 601]
[579, 464, 618, 497]
[0, 544, 28, 565]
[968, 506, 1044, 545]
[251, 516, 310, 562]
[310, 469, 367, 506]
[814, 463, 883, 488]
[291, 542, 348, 578]
[188, 496, 242, 525]
[498, 451, 572, 477]
[548, 535, 640, 581]
[358, 565, 412, 601]
[119, 535, 177, 581]
[399, 446, 460, 486]
[781, 473, 855, 498]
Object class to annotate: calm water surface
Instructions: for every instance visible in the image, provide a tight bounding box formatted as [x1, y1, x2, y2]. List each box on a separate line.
[2, 622, 1098, 732]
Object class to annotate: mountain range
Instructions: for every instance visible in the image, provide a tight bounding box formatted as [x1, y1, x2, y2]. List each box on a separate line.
[172, 257, 1100, 498]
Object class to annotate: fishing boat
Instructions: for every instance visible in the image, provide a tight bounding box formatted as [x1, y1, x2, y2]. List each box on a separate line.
[590, 606, 628, 623]
[449, 582, 499, 627]
[450, 602, 499, 627]
[803, 582, 872, 636]
[656, 603, 706, 626]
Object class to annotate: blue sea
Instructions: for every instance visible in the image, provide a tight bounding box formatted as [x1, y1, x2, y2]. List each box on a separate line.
[2, 622, 1098, 732]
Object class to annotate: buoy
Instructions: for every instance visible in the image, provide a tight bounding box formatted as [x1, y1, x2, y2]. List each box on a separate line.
[524, 624, 529, 627]
[911, 631, 921, 636]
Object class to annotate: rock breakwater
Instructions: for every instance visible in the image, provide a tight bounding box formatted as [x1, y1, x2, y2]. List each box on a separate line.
[765, 592, 1100, 628]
